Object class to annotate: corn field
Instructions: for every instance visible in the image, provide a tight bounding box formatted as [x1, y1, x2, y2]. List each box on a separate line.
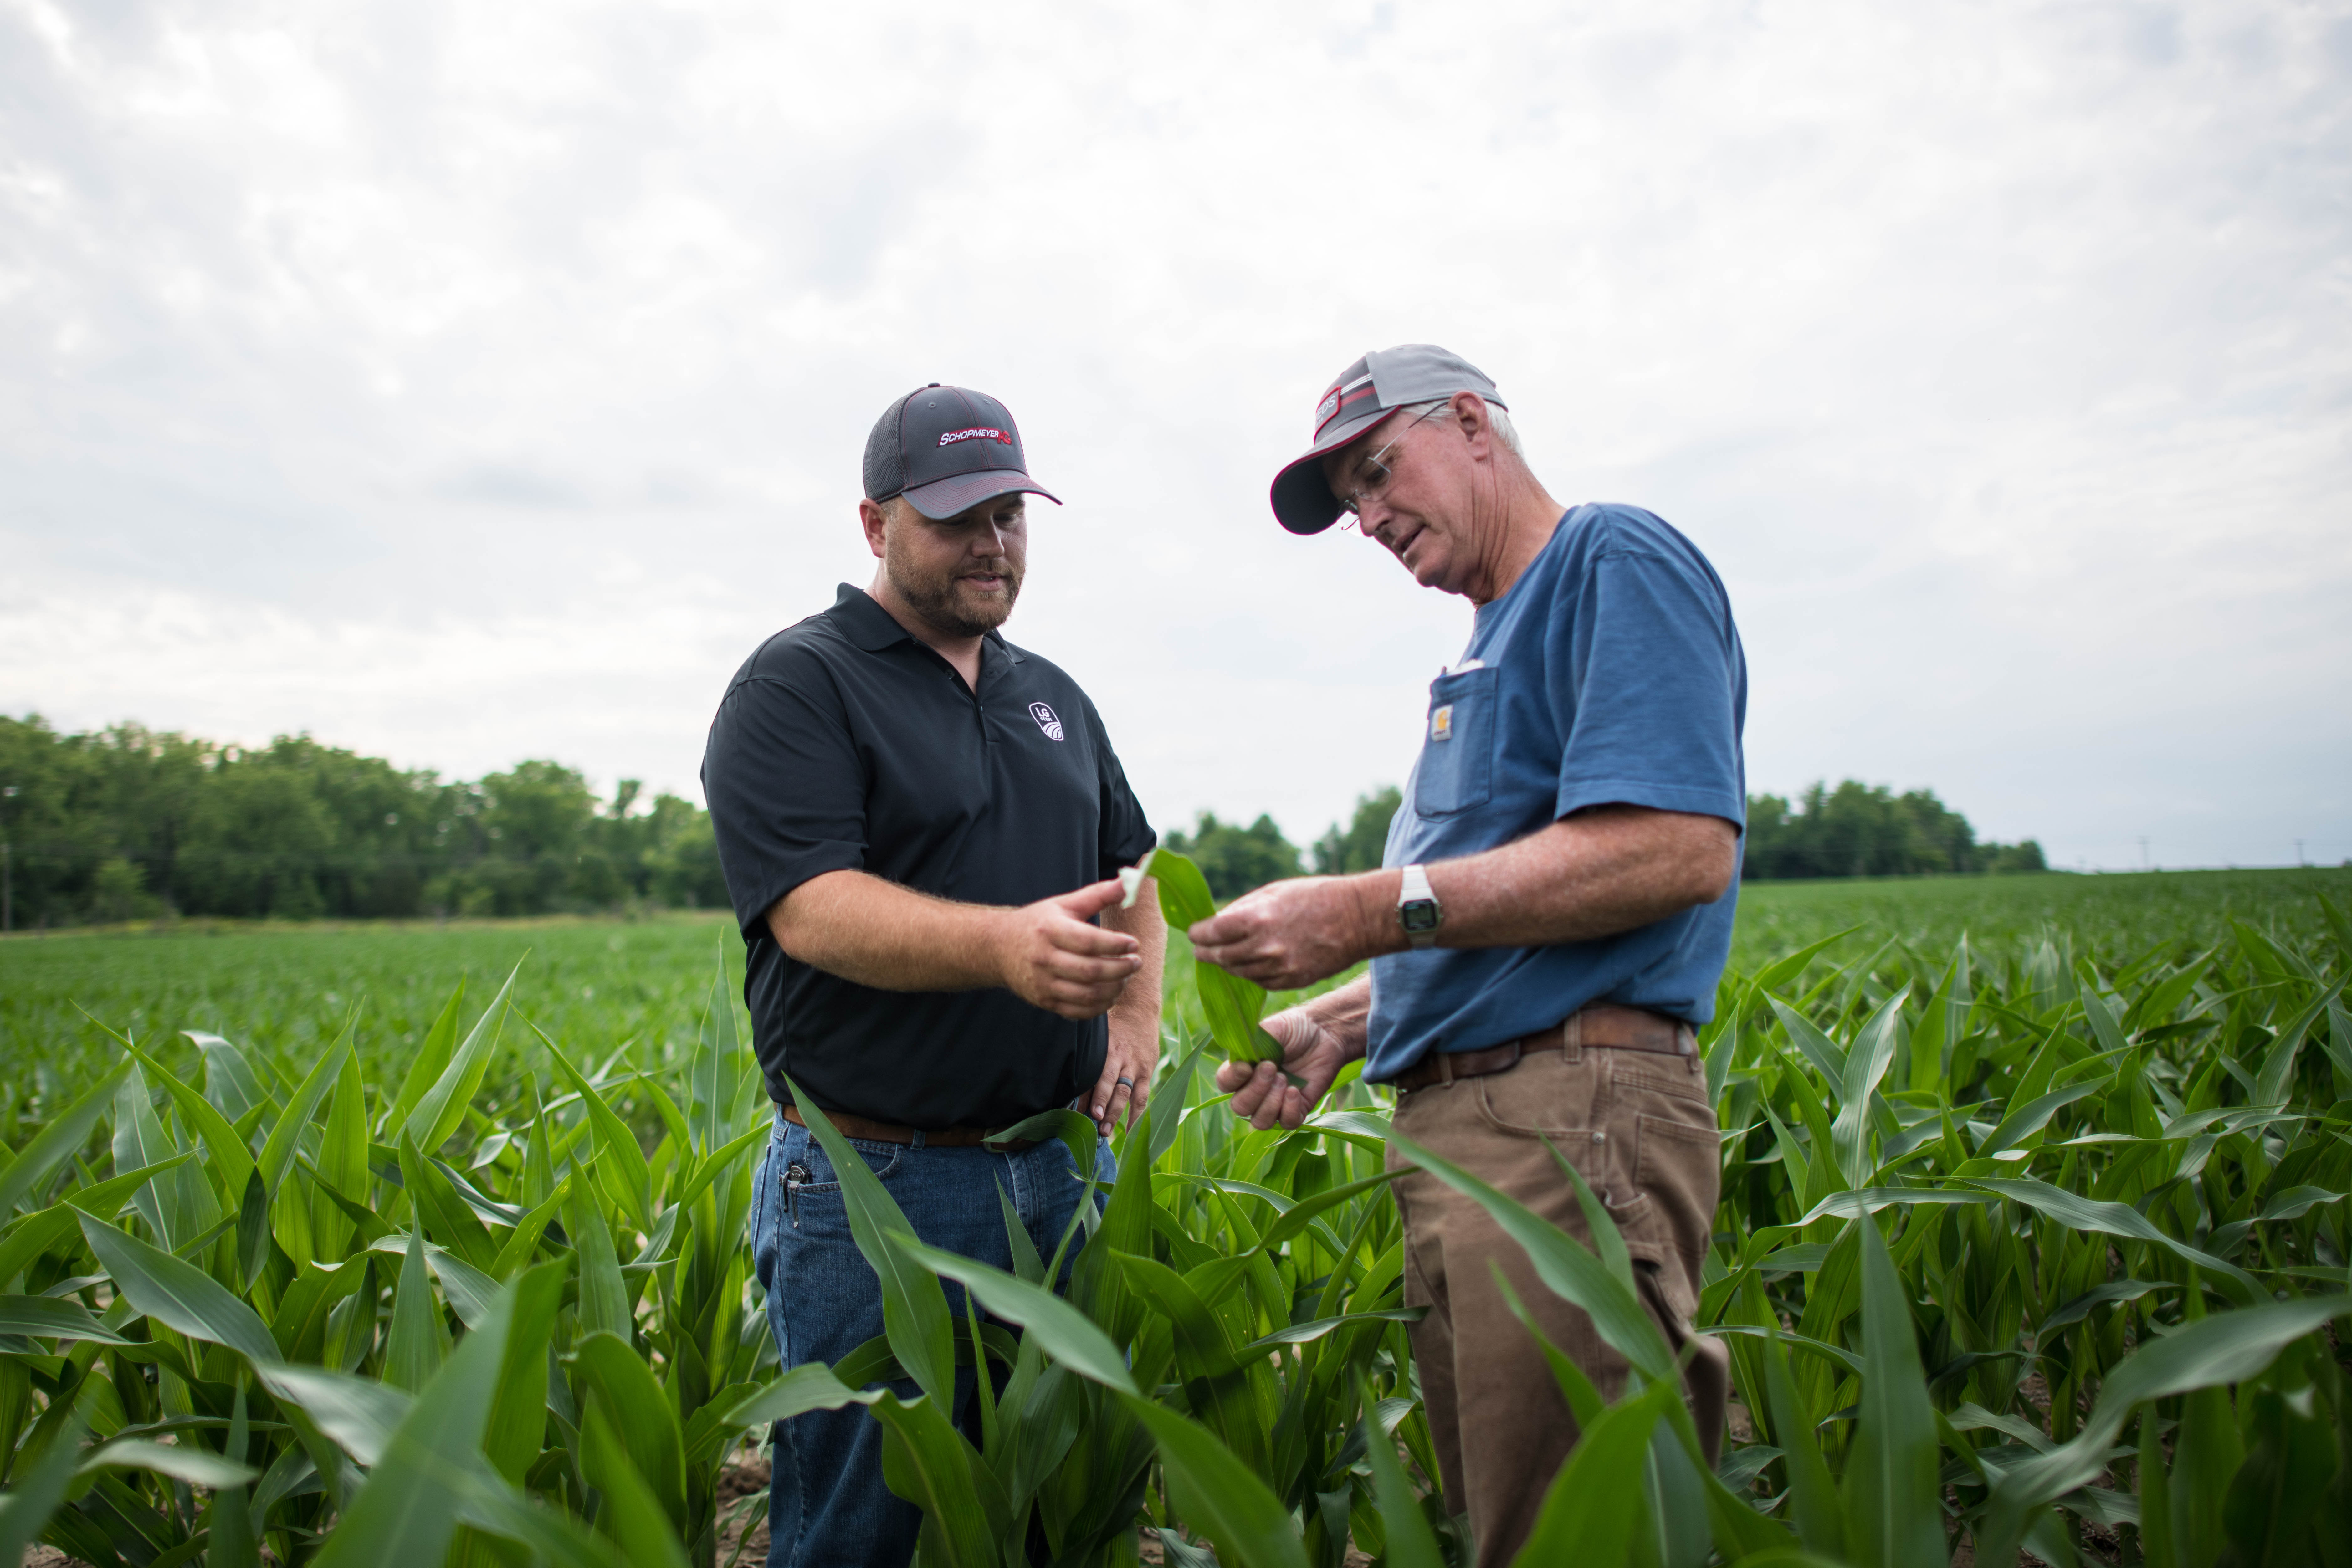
[2, 890, 2349, 1566]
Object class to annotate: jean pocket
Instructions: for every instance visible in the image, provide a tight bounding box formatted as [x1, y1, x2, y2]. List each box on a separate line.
[1412, 666, 1497, 817]
[1632, 1109, 1720, 1271]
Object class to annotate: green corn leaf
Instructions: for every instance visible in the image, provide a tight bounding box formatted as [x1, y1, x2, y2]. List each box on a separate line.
[1760, 1326, 1842, 1558]
[691, 945, 737, 1158]
[399, 1132, 499, 1275]
[75, 1209, 281, 1367]
[1355, 1374, 1443, 1568]
[1233, 1305, 1427, 1357]
[0, 1155, 191, 1284]
[1255, 1167, 1408, 1255]
[122, 1035, 258, 1202]
[571, 1330, 689, 1534]
[0, 1408, 85, 1568]
[387, 980, 467, 1137]
[1767, 998, 1848, 1093]
[1149, 848, 1282, 1063]
[887, 1230, 1136, 1395]
[1488, 1266, 1603, 1427]
[869, 1390, 1010, 1568]
[80, 1436, 260, 1488]
[186, 1029, 270, 1121]
[1387, 1128, 1674, 1382]
[1508, 1374, 1679, 1566]
[1961, 1176, 2261, 1304]
[723, 1361, 886, 1427]
[308, 1264, 516, 1568]
[782, 1077, 955, 1409]
[258, 1022, 353, 1196]
[1843, 1216, 1942, 1567]
[384, 1227, 450, 1391]
[481, 1259, 564, 1482]
[579, 1391, 691, 1568]
[0, 1292, 134, 1345]
[1119, 1393, 1311, 1568]
[537, 1023, 654, 1233]
[1832, 988, 1909, 1186]
[257, 1364, 413, 1465]
[1752, 929, 1862, 998]
[207, 1381, 260, 1568]
[0, 1062, 130, 1219]
[1979, 1294, 2351, 1550]
[2254, 974, 2350, 1107]
[997, 1181, 1046, 1286]
[567, 1177, 632, 1340]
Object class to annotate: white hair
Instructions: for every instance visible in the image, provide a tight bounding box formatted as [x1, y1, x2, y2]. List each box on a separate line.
[1405, 395, 1524, 456]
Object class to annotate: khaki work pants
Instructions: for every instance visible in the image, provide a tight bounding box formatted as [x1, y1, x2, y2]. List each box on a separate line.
[1386, 1031, 1729, 1568]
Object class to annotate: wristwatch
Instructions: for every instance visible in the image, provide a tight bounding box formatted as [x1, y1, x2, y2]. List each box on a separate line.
[1396, 864, 1443, 950]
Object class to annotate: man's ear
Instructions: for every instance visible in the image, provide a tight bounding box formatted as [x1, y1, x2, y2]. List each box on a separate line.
[858, 498, 891, 560]
[1453, 391, 1496, 455]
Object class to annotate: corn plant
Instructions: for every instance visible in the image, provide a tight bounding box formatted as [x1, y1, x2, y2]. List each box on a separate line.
[2, 894, 2349, 1567]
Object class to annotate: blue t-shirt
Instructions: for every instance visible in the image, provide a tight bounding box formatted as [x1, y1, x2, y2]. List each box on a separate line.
[1366, 503, 1748, 1083]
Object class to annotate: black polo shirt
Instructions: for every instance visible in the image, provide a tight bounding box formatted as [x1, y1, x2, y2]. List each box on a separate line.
[701, 584, 1156, 1130]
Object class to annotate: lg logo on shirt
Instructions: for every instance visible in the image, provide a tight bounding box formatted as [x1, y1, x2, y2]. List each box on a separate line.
[1029, 702, 1064, 741]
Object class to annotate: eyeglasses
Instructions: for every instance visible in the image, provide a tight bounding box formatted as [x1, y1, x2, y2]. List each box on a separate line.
[1336, 402, 1453, 518]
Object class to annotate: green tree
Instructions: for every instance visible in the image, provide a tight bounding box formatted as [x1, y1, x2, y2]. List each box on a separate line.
[1743, 780, 2044, 879]
[1162, 812, 1304, 901]
[1312, 786, 1402, 875]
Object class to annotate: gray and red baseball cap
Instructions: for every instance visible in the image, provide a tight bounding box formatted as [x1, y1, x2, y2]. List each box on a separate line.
[1269, 344, 1507, 535]
[863, 383, 1062, 520]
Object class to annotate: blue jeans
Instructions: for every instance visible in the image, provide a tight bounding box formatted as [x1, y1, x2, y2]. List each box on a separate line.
[749, 1111, 1112, 1568]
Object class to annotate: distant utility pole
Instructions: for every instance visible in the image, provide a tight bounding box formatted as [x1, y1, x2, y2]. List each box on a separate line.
[2296, 838, 2306, 867]
[2137, 836, 2151, 873]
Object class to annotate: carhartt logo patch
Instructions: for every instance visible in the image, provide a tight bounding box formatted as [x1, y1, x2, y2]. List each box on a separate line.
[1029, 701, 1065, 741]
[1430, 705, 1453, 741]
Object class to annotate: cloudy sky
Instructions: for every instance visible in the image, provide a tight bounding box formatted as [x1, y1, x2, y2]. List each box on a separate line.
[3, 0, 2347, 872]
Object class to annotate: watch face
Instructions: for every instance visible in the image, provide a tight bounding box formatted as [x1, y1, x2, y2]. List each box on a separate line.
[1399, 899, 1442, 934]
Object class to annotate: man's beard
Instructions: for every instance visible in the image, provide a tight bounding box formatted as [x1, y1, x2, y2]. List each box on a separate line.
[886, 537, 1022, 638]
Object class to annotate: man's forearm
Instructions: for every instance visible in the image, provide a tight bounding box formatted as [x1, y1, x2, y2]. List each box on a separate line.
[767, 869, 1008, 990]
[1300, 975, 1372, 1061]
[1340, 807, 1738, 959]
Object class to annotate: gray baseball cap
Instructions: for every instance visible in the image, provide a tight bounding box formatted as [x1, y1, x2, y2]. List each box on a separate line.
[1268, 344, 1506, 535]
[863, 383, 1062, 520]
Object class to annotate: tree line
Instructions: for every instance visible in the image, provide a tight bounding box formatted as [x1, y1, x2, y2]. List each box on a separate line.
[0, 715, 727, 928]
[1168, 780, 2043, 900]
[0, 714, 2044, 927]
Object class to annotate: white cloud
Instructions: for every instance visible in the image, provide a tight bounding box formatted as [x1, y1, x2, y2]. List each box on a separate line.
[1, 0, 2346, 869]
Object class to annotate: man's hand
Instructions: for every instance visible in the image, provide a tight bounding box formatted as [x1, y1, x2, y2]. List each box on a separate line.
[1187, 875, 1390, 992]
[1087, 1017, 1156, 1136]
[1214, 1008, 1354, 1131]
[993, 879, 1144, 1019]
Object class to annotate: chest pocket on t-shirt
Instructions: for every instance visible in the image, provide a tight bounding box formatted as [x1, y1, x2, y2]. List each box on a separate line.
[1413, 665, 1496, 817]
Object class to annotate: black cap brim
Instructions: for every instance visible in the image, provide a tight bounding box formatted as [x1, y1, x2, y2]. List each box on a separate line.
[1268, 407, 1391, 535]
[899, 470, 1063, 520]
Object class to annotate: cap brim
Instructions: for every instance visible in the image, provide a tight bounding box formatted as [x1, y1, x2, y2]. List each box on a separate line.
[900, 470, 1063, 520]
[1268, 407, 1391, 535]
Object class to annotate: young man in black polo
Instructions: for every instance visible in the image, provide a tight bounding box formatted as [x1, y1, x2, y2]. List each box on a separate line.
[701, 383, 1162, 1568]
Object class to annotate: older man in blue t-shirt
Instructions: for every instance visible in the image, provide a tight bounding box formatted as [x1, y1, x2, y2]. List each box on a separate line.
[1191, 345, 1746, 1568]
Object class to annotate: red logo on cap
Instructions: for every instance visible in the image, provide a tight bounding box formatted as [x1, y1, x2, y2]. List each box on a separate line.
[939, 427, 1014, 448]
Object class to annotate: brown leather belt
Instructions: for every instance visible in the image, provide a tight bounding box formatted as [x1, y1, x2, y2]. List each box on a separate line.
[1392, 1004, 1696, 1094]
[781, 1103, 1041, 1151]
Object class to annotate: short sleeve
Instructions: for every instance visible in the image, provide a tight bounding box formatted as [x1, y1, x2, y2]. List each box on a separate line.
[1551, 550, 1746, 830]
[701, 668, 870, 938]
[1083, 697, 1156, 879]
